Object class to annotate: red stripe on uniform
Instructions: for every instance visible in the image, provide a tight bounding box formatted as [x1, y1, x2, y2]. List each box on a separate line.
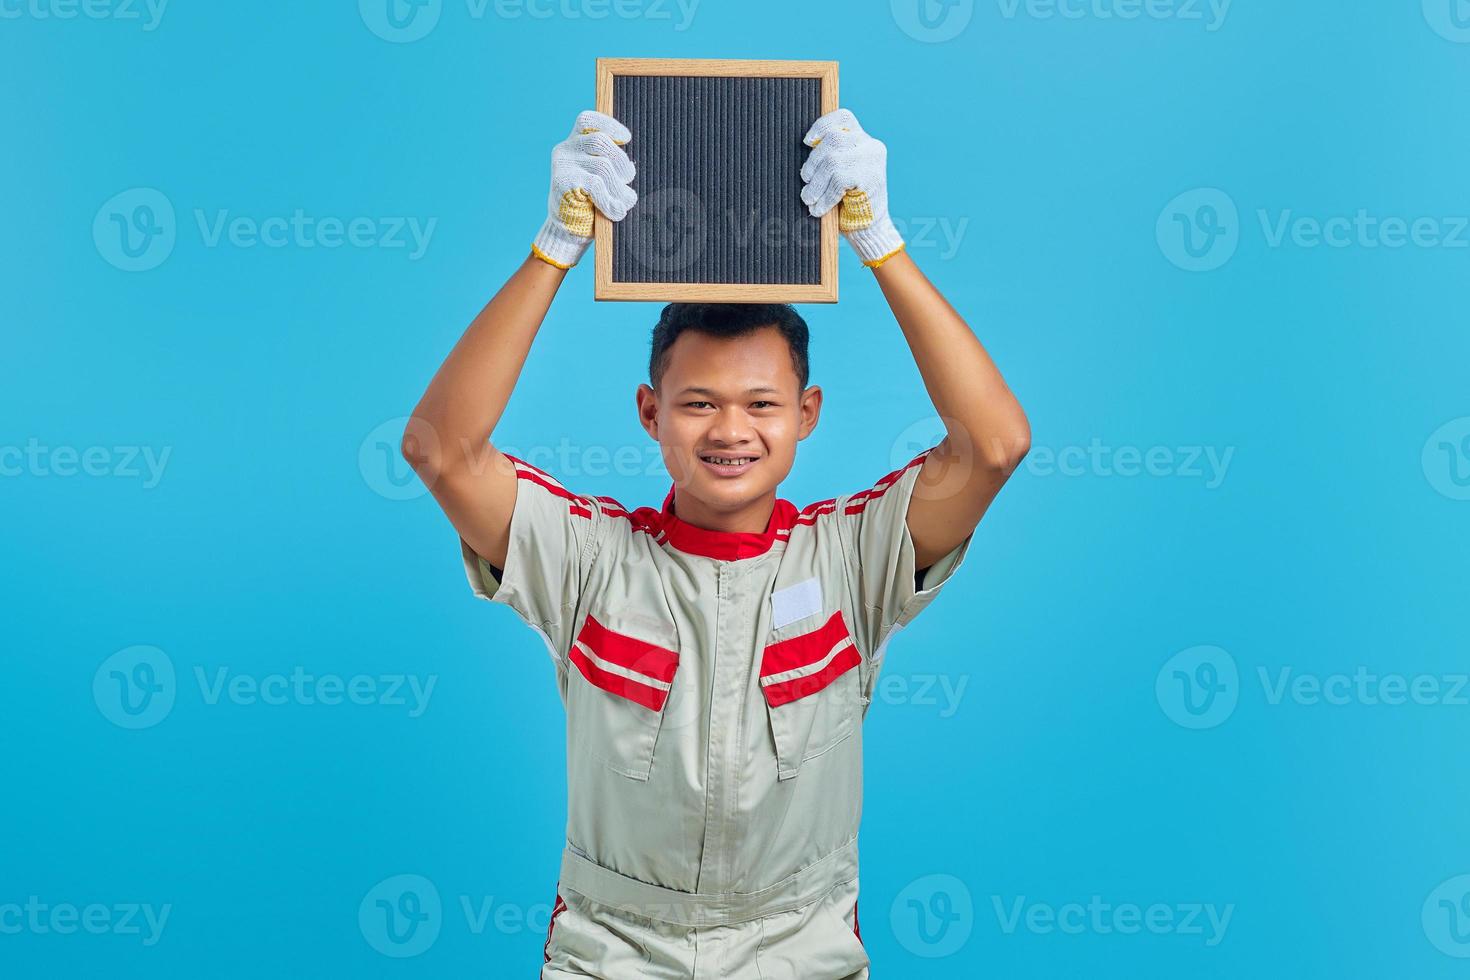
[568, 646, 670, 711]
[515, 468, 581, 505]
[762, 644, 860, 707]
[792, 499, 837, 528]
[800, 497, 837, 516]
[544, 892, 567, 963]
[506, 453, 563, 485]
[592, 495, 632, 518]
[842, 449, 932, 515]
[575, 614, 679, 682]
[503, 454, 599, 521]
[759, 610, 853, 677]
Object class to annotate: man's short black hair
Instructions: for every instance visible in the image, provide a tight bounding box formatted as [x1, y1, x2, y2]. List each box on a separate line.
[648, 303, 810, 396]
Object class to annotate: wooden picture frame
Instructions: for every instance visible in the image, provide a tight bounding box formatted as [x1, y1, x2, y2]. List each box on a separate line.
[594, 57, 840, 303]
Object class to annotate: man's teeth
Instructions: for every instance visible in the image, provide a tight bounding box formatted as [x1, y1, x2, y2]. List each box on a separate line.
[704, 456, 754, 465]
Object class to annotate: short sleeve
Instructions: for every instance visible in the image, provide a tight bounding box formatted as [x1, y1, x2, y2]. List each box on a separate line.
[832, 447, 974, 664]
[459, 453, 608, 668]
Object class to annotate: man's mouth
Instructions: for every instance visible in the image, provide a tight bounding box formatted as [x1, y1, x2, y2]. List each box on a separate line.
[699, 454, 759, 476]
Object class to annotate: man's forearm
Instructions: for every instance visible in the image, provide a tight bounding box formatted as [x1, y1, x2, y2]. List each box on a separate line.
[872, 251, 1030, 469]
[406, 254, 567, 477]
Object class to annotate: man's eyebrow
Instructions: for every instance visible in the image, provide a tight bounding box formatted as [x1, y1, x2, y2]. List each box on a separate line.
[676, 386, 782, 397]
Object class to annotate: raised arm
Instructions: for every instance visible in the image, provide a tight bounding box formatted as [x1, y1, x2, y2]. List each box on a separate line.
[870, 251, 1030, 569]
[801, 109, 1030, 572]
[401, 110, 637, 570]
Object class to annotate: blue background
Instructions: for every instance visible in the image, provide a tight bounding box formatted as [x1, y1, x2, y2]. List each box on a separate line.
[4, 0, 1469, 975]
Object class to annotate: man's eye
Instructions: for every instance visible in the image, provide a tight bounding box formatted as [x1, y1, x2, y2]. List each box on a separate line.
[752, 401, 775, 409]
[686, 401, 712, 409]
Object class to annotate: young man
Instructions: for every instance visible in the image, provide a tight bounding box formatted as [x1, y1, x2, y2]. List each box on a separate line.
[402, 108, 1029, 979]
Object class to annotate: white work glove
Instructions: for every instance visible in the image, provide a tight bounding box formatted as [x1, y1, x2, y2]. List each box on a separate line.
[530, 110, 638, 270]
[800, 108, 905, 268]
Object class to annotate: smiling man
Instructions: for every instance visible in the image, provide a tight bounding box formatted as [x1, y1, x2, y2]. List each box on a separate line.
[401, 107, 1029, 979]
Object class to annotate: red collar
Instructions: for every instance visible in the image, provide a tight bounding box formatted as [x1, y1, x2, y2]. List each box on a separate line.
[657, 484, 799, 561]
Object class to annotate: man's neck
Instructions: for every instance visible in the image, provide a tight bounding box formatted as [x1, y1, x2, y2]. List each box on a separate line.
[673, 488, 776, 535]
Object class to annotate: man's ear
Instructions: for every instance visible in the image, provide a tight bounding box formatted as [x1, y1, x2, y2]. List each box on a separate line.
[798, 384, 823, 440]
[635, 383, 659, 439]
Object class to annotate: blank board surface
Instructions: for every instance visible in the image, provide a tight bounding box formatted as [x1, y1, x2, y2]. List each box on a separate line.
[594, 58, 839, 303]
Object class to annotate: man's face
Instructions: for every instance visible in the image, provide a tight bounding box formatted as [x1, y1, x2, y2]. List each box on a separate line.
[637, 325, 822, 513]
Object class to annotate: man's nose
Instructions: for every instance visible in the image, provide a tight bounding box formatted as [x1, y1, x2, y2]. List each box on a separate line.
[708, 408, 757, 445]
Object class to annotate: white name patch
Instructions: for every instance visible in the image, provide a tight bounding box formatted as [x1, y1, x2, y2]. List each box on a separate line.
[771, 576, 824, 630]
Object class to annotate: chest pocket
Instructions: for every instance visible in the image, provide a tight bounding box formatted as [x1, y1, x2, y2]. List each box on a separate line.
[566, 607, 680, 781]
[760, 606, 862, 780]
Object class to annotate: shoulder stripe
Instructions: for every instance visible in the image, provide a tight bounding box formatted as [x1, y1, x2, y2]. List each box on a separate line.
[503, 453, 596, 521]
[842, 450, 931, 515]
[793, 448, 934, 521]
